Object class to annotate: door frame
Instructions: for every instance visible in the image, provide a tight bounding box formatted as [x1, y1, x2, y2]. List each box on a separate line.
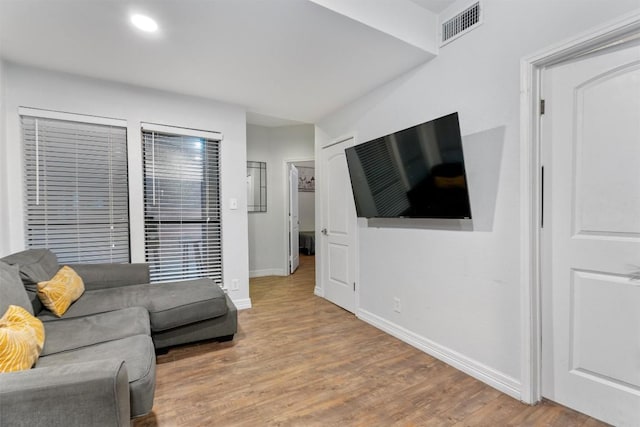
[519, 10, 640, 405]
[316, 134, 359, 312]
[283, 157, 314, 276]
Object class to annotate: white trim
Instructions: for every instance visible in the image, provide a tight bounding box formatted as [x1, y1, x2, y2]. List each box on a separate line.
[519, 52, 543, 405]
[140, 122, 223, 140]
[321, 133, 356, 149]
[519, 10, 640, 405]
[18, 107, 126, 127]
[314, 286, 324, 297]
[231, 298, 252, 310]
[357, 308, 521, 400]
[249, 268, 287, 278]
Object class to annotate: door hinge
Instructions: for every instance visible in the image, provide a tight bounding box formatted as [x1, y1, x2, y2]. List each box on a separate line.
[540, 99, 546, 115]
[353, 282, 356, 292]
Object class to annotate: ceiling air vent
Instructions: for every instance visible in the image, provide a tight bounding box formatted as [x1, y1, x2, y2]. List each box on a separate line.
[441, 1, 482, 46]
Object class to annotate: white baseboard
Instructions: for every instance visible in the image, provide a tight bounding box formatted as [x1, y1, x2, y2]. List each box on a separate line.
[249, 268, 287, 278]
[232, 298, 252, 310]
[356, 308, 521, 400]
[314, 286, 324, 297]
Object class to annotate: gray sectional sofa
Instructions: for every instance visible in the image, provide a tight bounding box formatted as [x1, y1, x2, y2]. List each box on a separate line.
[0, 249, 237, 426]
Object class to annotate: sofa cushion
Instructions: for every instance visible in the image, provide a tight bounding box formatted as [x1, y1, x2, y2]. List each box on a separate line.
[1, 249, 59, 290]
[152, 295, 237, 350]
[0, 305, 45, 373]
[1, 249, 59, 315]
[0, 261, 33, 315]
[68, 263, 150, 290]
[146, 279, 228, 331]
[41, 307, 151, 356]
[37, 284, 148, 322]
[36, 334, 156, 417]
[37, 279, 228, 332]
[37, 266, 85, 317]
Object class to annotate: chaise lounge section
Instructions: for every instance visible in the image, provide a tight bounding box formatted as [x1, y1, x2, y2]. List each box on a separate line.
[0, 248, 237, 425]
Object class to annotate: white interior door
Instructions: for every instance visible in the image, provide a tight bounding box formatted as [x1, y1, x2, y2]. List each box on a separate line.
[320, 137, 357, 313]
[541, 40, 640, 426]
[289, 164, 299, 274]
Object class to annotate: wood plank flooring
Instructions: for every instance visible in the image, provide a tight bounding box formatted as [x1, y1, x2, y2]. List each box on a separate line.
[134, 255, 605, 427]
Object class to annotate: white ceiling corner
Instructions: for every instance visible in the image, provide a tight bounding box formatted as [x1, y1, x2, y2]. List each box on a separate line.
[246, 112, 309, 128]
[410, 0, 458, 14]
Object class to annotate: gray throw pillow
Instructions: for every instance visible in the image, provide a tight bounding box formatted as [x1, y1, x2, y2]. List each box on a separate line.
[0, 260, 34, 315]
[0, 249, 59, 292]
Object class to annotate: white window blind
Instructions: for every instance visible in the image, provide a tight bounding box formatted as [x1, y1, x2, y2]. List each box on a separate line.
[22, 115, 130, 263]
[142, 128, 222, 284]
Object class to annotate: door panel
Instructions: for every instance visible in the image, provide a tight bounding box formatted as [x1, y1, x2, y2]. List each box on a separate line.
[321, 138, 356, 313]
[573, 65, 640, 236]
[570, 270, 640, 390]
[328, 243, 349, 284]
[328, 155, 349, 235]
[541, 41, 640, 426]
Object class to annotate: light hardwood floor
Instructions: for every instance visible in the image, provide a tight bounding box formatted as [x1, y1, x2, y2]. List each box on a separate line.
[134, 255, 606, 427]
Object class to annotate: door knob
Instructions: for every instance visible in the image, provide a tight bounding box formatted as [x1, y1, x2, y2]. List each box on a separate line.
[321, 228, 328, 235]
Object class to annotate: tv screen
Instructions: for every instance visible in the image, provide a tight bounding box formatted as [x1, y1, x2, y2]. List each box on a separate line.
[345, 112, 471, 219]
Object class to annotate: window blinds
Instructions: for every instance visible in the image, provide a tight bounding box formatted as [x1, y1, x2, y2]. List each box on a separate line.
[142, 128, 222, 284]
[22, 115, 130, 263]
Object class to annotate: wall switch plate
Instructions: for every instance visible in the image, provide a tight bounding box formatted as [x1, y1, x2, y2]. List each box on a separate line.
[232, 279, 239, 291]
[229, 198, 238, 210]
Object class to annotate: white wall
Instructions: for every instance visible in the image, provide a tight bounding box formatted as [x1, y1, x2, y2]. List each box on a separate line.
[0, 63, 251, 308]
[293, 160, 315, 232]
[316, 0, 640, 398]
[247, 124, 314, 277]
[298, 193, 315, 232]
[0, 60, 6, 257]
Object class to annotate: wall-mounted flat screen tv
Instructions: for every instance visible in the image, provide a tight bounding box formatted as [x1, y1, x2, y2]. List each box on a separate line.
[345, 112, 471, 219]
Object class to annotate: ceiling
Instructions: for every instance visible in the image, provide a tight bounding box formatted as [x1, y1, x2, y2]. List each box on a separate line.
[410, 0, 456, 14]
[0, 0, 455, 126]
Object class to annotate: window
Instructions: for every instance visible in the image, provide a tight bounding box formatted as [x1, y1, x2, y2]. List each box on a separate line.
[21, 110, 130, 263]
[142, 124, 222, 284]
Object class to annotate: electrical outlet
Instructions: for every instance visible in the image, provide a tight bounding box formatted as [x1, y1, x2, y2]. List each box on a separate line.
[393, 297, 401, 313]
[232, 279, 239, 291]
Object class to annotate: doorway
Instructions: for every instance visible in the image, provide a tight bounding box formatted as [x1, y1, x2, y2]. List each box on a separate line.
[285, 159, 316, 276]
[521, 15, 640, 426]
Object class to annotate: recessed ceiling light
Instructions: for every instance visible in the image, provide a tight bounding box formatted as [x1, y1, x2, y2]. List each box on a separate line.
[130, 14, 158, 33]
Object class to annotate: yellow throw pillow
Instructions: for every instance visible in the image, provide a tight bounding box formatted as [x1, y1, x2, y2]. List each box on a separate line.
[0, 305, 45, 373]
[37, 266, 85, 317]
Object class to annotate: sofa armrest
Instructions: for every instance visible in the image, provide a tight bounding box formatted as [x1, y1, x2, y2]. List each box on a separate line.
[68, 263, 150, 290]
[0, 359, 130, 427]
